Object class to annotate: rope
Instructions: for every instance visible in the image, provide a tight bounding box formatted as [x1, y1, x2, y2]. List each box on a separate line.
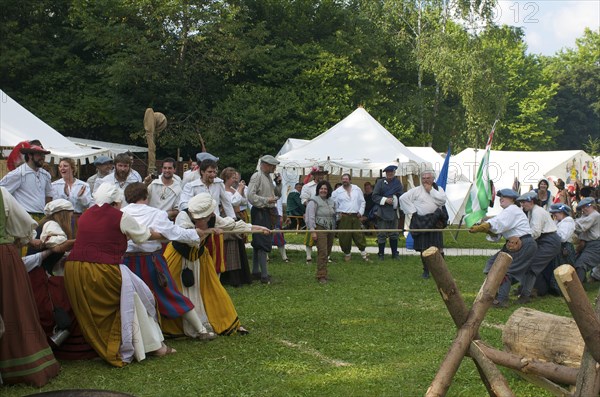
[217, 228, 467, 234]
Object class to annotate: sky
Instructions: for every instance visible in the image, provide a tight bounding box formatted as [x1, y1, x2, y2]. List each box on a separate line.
[494, 0, 599, 55]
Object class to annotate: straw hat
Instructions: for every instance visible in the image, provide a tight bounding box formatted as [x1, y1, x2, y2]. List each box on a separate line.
[144, 108, 167, 137]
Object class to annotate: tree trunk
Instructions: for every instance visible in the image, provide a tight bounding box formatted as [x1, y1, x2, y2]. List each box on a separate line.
[502, 307, 584, 367]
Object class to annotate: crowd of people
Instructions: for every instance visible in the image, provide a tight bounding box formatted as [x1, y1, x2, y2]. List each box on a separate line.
[0, 139, 598, 387]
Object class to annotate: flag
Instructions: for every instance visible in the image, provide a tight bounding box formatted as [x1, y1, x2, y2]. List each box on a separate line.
[464, 121, 497, 227]
[436, 145, 451, 190]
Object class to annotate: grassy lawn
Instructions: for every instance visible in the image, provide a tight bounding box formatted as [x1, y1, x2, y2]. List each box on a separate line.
[4, 251, 595, 397]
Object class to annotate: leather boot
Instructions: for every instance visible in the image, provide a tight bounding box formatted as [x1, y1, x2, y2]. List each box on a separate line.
[378, 243, 385, 261]
[390, 239, 399, 259]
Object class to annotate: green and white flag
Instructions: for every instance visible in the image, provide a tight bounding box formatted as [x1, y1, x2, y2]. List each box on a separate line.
[464, 121, 497, 227]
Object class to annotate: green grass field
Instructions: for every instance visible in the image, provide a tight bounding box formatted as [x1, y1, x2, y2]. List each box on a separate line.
[4, 250, 595, 397]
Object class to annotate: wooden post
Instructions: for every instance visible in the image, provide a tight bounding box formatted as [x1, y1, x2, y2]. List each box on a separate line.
[554, 265, 600, 363]
[574, 291, 600, 396]
[423, 247, 514, 397]
[425, 249, 512, 396]
[474, 340, 579, 386]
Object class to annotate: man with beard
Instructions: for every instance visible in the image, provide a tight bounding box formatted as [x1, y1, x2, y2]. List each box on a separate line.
[0, 142, 52, 219]
[93, 153, 141, 205]
[147, 158, 181, 221]
[86, 156, 114, 194]
[332, 173, 368, 262]
[179, 158, 235, 274]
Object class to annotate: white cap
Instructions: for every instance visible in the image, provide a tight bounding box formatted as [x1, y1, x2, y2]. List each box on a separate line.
[44, 199, 74, 216]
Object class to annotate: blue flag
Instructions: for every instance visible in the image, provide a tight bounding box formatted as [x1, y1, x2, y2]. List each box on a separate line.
[436, 145, 451, 190]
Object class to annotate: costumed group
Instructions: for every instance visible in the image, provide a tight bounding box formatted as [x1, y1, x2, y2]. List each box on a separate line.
[0, 140, 599, 387]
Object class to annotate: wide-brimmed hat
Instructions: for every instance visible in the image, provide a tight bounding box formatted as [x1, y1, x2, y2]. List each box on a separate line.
[196, 152, 219, 163]
[20, 144, 50, 155]
[516, 191, 537, 202]
[188, 193, 216, 219]
[496, 189, 519, 199]
[577, 197, 595, 210]
[260, 155, 280, 166]
[383, 165, 398, 173]
[549, 203, 571, 215]
[310, 165, 328, 174]
[94, 183, 123, 206]
[44, 199, 74, 216]
[94, 155, 113, 166]
[143, 108, 167, 136]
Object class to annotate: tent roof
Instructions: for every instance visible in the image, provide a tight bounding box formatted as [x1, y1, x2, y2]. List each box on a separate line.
[67, 137, 148, 156]
[276, 138, 309, 157]
[277, 108, 427, 176]
[0, 90, 110, 163]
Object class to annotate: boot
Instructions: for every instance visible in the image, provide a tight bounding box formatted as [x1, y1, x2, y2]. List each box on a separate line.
[378, 243, 385, 261]
[390, 239, 399, 260]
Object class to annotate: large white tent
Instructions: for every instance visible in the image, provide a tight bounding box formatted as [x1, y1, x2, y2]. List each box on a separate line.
[276, 138, 309, 157]
[67, 137, 148, 156]
[276, 108, 429, 177]
[0, 90, 110, 163]
[451, 148, 598, 218]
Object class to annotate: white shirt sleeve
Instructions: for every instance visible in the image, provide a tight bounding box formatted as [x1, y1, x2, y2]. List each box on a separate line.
[40, 221, 68, 247]
[120, 211, 152, 243]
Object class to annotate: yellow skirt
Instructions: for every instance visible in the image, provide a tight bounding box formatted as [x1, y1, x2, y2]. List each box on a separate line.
[64, 261, 125, 367]
[163, 244, 240, 335]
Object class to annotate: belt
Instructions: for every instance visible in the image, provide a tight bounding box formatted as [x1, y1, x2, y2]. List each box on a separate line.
[539, 232, 556, 238]
[339, 212, 358, 216]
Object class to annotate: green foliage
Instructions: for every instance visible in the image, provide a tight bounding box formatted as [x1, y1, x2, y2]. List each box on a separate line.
[0, 0, 595, 173]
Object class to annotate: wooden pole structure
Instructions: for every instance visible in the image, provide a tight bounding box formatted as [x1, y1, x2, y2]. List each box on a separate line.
[423, 247, 514, 397]
[474, 340, 579, 386]
[554, 265, 600, 396]
[144, 108, 167, 177]
[425, 251, 512, 397]
[554, 265, 600, 363]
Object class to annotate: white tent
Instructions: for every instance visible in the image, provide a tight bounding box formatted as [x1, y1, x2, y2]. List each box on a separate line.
[67, 137, 148, 156]
[276, 108, 429, 182]
[276, 138, 309, 157]
[451, 148, 597, 217]
[0, 89, 109, 163]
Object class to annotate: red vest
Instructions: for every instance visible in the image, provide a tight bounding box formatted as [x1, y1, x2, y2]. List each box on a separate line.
[68, 204, 127, 264]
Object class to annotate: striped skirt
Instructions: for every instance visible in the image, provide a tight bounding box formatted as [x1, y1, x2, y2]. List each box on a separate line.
[123, 251, 194, 319]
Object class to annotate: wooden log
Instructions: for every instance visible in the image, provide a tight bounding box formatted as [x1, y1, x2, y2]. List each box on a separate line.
[423, 247, 514, 397]
[426, 250, 512, 397]
[474, 340, 579, 386]
[575, 292, 600, 397]
[554, 265, 600, 363]
[503, 307, 584, 367]
[514, 371, 573, 397]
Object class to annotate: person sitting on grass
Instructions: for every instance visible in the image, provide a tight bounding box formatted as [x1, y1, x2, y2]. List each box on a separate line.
[469, 188, 537, 308]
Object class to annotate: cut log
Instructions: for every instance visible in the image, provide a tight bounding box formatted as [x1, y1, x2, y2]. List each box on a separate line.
[502, 307, 584, 367]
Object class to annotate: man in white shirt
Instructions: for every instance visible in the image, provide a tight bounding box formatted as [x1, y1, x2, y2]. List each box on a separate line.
[179, 158, 234, 218]
[332, 173, 368, 262]
[181, 152, 219, 188]
[93, 153, 141, 205]
[0, 143, 52, 218]
[87, 156, 114, 194]
[147, 157, 181, 221]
